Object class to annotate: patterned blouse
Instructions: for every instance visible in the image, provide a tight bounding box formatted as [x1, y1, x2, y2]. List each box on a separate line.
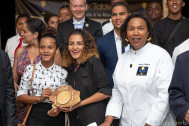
[17, 61, 68, 103]
[16, 45, 41, 77]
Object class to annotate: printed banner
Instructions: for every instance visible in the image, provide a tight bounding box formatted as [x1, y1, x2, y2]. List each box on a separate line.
[15, 0, 150, 20]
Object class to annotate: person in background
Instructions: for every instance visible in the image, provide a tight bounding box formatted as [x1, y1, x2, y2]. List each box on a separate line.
[17, 27, 67, 126]
[97, 2, 130, 89]
[97, 3, 130, 125]
[102, 0, 127, 35]
[44, 13, 59, 31]
[5, 13, 30, 67]
[100, 12, 176, 126]
[59, 5, 73, 23]
[147, 0, 163, 27]
[49, 29, 111, 126]
[0, 50, 17, 126]
[12, 18, 46, 124]
[153, 0, 187, 56]
[57, 0, 103, 53]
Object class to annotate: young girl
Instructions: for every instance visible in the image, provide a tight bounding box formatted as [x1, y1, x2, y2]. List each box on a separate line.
[16, 27, 67, 126]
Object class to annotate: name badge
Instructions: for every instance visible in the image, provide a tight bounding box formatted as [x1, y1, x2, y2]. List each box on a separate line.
[136, 66, 148, 76]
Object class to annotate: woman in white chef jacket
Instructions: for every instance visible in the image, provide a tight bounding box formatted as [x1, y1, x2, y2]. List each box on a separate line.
[100, 12, 176, 126]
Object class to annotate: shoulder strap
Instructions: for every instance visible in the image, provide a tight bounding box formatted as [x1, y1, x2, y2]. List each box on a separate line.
[167, 21, 182, 43]
[22, 64, 36, 126]
[30, 64, 36, 96]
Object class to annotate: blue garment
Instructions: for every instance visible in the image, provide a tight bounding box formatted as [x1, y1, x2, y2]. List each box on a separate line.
[169, 50, 189, 123]
[96, 30, 124, 88]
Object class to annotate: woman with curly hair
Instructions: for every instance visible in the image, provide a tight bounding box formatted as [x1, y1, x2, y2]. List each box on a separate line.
[48, 29, 112, 126]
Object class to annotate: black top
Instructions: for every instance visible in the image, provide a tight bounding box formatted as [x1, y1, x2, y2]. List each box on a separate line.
[66, 56, 112, 126]
[153, 17, 189, 56]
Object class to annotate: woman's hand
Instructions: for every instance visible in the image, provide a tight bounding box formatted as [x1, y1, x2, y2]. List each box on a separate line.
[59, 103, 81, 113]
[99, 116, 114, 126]
[99, 121, 111, 126]
[144, 123, 151, 126]
[38, 88, 52, 102]
[47, 108, 60, 117]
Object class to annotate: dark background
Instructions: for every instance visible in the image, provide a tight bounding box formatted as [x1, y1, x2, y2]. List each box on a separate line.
[1, 0, 189, 50]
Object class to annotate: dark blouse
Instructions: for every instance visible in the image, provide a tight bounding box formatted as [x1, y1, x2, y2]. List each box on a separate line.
[66, 56, 112, 126]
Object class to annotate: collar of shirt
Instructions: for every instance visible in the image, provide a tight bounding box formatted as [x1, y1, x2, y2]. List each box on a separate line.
[39, 61, 56, 73]
[73, 17, 85, 29]
[114, 30, 121, 41]
[131, 42, 151, 55]
[16, 34, 21, 42]
[114, 30, 122, 58]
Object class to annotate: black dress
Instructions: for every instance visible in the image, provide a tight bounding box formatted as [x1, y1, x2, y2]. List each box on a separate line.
[66, 56, 112, 126]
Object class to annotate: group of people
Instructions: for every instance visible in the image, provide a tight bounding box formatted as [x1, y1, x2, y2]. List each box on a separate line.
[1, 0, 189, 126]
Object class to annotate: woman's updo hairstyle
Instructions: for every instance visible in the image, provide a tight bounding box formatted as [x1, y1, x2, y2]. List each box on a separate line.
[39, 27, 58, 48]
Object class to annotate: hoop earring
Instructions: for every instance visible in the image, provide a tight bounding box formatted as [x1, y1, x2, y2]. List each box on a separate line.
[146, 36, 151, 42]
[125, 37, 129, 42]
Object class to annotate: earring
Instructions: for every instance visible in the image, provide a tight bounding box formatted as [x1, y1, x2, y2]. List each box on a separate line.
[125, 37, 129, 42]
[146, 36, 151, 42]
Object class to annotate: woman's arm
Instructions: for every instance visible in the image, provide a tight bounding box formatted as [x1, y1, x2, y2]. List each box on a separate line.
[100, 116, 114, 126]
[12, 47, 24, 93]
[17, 88, 53, 104]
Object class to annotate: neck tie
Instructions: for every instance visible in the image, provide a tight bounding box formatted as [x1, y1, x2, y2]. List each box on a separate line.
[14, 37, 23, 55]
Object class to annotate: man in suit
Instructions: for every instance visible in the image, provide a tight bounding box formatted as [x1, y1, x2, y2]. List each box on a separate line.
[97, 2, 130, 89]
[0, 50, 17, 126]
[57, 0, 103, 52]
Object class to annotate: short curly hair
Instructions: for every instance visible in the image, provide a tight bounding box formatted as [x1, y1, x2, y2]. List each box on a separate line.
[62, 29, 99, 68]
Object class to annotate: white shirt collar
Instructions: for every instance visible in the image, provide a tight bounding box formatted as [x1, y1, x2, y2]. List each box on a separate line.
[39, 61, 56, 72]
[131, 42, 151, 55]
[73, 17, 85, 24]
[114, 30, 121, 41]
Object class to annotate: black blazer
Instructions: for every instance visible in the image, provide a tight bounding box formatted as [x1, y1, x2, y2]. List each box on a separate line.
[0, 50, 17, 126]
[57, 17, 103, 52]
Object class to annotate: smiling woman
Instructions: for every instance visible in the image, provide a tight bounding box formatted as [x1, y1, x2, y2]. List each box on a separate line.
[100, 12, 176, 126]
[48, 29, 112, 126]
[16, 27, 68, 126]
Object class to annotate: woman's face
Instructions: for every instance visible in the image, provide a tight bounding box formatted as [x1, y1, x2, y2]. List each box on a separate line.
[39, 37, 57, 63]
[68, 34, 84, 60]
[59, 8, 73, 23]
[127, 17, 149, 51]
[48, 16, 59, 30]
[21, 23, 36, 44]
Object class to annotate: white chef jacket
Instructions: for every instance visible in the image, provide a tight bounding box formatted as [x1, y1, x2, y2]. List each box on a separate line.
[106, 43, 176, 126]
